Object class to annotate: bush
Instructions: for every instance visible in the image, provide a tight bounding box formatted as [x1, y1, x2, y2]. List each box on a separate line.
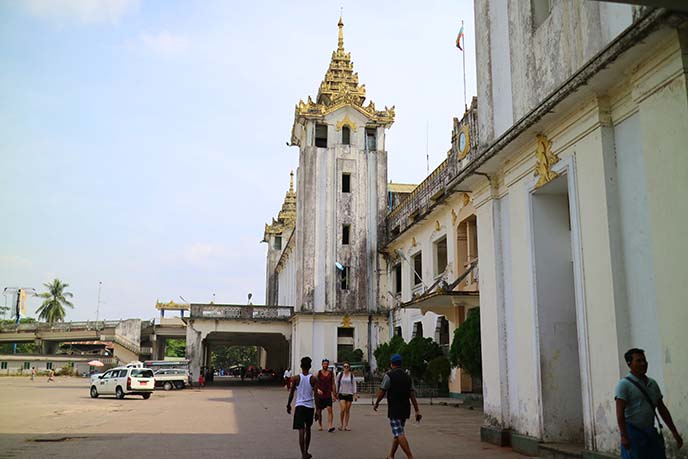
[449, 308, 482, 377]
[402, 337, 444, 382]
[338, 348, 364, 363]
[56, 362, 75, 376]
[373, 335, 406, 372]
[424, 355, 451, 386]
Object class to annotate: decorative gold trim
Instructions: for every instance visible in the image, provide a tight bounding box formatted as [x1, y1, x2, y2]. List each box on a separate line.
[462, 193, 471, 207]
[434, 220, 441, 231]
[533, 134, 559, 189]
[457, 124, 471, 160]
[411, 237, 417, 247]
[336, 114, 358, 131]
[451, 209, 458, 225]
[341, 314, 353, 328]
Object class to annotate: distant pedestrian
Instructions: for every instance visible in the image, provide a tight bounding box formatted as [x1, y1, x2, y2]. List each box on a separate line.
[335, 361, 358, 431]
[287, 356, 317, 459]
[198, 370, 205, 388]
[374, 354, 421, 459]
[615, 348, 683, 458]
[31, 367, 36, 381]
[284, 367, 293, 390]
[47, 369, 55, 382]
[315, 358, 336, 432]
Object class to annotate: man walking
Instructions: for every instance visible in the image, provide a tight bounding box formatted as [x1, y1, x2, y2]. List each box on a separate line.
[284, 367, 292, 391]
[615, 348, 683, 458]
[374, 354, 421, 459]
[287, 357, 317, 459]
[315, 358, 337, 432]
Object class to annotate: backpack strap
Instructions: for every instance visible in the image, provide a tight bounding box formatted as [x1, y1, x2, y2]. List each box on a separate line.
[625, 376, 663, 429]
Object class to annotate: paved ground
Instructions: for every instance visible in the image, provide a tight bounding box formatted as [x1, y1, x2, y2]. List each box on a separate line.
[0, 376, 531, 458]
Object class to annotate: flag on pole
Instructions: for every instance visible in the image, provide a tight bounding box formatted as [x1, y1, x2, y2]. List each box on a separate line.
[456, 23, 465, 51]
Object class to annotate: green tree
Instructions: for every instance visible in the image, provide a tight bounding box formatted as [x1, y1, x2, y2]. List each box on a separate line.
[402, 336, 444, 382]
[211, 345, 259, 369]
[338, 348, 364, 363]
[449, 307, 482, 377]
[424, 355, 451, 387]
[373, 335, 406, 372]
[36, 279, 74, 323]
[165, 339, 186, 358]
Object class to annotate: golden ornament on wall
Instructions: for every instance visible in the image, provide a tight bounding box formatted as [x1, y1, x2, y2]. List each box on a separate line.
[451, 209, 458, 225]
[462, 193, 471, 207]
[534, 134, 560, 189]
[341, 314, 353, 328]
[435, 220, 441, 231]
[336, 114, 358, 132]
[411, 237, 417, 247]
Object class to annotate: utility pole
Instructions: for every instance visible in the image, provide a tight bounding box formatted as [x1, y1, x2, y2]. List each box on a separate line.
[96, 281, 102, 327]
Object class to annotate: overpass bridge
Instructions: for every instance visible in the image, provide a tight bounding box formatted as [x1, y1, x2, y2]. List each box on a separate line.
[186, 304, 293, 381]
[0, 319, 144, 362]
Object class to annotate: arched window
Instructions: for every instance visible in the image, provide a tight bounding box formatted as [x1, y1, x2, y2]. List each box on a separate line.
[342, 126, 351, 145]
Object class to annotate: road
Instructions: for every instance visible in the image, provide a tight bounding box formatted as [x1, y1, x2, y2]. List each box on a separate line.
[0, 376, 531, 458]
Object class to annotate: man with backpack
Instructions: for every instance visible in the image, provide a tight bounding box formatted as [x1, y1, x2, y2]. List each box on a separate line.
[374, 354, 421, 459]
[615, 348, 683, 458]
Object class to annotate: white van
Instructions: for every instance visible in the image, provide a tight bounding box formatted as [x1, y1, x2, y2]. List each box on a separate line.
[90, 366, 155, 399]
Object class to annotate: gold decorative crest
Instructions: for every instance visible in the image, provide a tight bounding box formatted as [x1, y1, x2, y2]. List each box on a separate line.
[336, 115, 358, 132]
[293, 17, 395, 128]
[341, 314, 353, 328]
[533, 135, 560, 189]
[451, 209, 458, 225]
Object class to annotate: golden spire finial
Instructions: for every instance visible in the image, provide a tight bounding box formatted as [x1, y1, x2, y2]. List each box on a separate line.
[289, 170, 294, 193]
[338, 11, 344, 51]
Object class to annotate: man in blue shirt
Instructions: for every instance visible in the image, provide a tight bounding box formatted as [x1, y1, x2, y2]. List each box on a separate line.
[615, 348, 683, 458]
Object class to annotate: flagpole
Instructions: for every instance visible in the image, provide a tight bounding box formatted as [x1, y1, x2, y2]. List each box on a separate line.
[462, 20, 467, 113]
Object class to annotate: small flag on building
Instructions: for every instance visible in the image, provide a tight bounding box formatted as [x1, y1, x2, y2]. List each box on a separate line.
[456, 23, 465, 51]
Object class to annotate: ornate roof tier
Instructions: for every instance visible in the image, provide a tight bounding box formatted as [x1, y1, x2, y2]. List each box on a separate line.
[263, 171, 297, 241]
[293, 17, 395, 127]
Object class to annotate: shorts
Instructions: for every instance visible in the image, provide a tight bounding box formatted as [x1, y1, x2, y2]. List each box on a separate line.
[293, 406, 315, 430]
[317, 397, 333, 409]
[339, 394, 354, 402]
[389, 418, 406, 438]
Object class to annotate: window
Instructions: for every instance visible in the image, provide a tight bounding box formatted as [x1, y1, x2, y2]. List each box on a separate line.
[394, 327, 402, 337]
[1, 362, 7, 370]
[23, 362, 30, 370]
[315, 124, 328, 148]
[437, 316, 450, 346]
[342, 126, 351, 145]
[365, 127, 377, 150]
[412, 321, 424, 339]
[46, 362, 53, 370]
[132, 369, 154, 378]
[340, 266, 350, 290]
[392, 263, 402, 295]
[342, 224, 350, 245]
[411, 252, 423, 287]
[532, 0, 551, 29]
[274, 235, 282, 251]
[337, 327, 355, 361]
[342, 173, 351, 193]
[434, 237, 448, 276]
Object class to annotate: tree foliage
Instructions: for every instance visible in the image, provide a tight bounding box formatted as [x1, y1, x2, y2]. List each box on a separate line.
[165, 339, 186, 358]
[373, 335, 406, 372]
[424, 355, 451, 386]
[338, 348, 364, 363]
[36, 279, 74, 323]
[449, 307, 482, 377]
[402, 337, 444, 382]
[210, 345, 259, 369]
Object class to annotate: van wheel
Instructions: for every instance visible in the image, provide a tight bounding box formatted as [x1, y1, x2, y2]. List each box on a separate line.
[142, 393, 151, 399]
[174, 381, 184, 389]
[90, 386, 99, 398]
[115, 386, 125, 399]
[163, 382, 173, 391]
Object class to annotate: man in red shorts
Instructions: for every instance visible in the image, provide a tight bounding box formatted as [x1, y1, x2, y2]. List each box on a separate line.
[315, 358, 337, 432]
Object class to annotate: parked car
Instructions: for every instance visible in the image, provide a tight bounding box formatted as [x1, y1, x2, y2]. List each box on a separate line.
[90, 367, 155, 399]
[153, 368, 189, 390]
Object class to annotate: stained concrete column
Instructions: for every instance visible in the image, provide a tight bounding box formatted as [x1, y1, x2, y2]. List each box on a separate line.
[186, 321, 206, 386]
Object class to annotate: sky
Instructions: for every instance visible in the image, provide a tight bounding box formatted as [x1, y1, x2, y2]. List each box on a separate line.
[0, 0, 477, 322]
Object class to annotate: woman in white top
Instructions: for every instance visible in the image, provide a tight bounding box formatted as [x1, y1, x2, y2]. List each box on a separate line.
[335, 361, 358, 431]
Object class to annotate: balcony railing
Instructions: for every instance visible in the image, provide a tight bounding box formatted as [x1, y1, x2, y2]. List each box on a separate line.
[190, 304, 294, 321]
[0, 320, 123, 332]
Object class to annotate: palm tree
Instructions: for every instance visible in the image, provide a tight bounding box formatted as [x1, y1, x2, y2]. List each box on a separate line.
[36, 279, 74, 323]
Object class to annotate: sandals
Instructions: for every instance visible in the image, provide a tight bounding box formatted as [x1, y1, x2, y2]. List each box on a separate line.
[328, 427, 336, 432]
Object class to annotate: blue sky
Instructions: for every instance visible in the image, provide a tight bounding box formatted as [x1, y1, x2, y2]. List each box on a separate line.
[0, 0, 477, 321]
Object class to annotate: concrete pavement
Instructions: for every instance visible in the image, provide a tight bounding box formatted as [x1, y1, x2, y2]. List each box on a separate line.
[0, 376, 532, 458]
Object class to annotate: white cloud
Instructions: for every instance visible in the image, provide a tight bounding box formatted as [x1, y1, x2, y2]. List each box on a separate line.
[139, 31, 189, 57]
[23, 0, 139, 24]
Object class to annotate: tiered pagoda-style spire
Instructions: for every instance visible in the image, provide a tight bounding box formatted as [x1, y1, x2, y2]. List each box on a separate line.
[293, 17, 395, 126]
[263, 172, 297, 242]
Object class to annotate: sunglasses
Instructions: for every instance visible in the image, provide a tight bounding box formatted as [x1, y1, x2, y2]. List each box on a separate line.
[343, 365, 350, 368]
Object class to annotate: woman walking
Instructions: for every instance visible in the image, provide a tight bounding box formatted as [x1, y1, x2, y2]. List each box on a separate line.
[336, 362, 358, 431]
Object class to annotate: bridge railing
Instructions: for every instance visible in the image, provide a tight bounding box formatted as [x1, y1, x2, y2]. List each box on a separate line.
[0, 320, 122, 332]
[190, 304, 294, 320]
